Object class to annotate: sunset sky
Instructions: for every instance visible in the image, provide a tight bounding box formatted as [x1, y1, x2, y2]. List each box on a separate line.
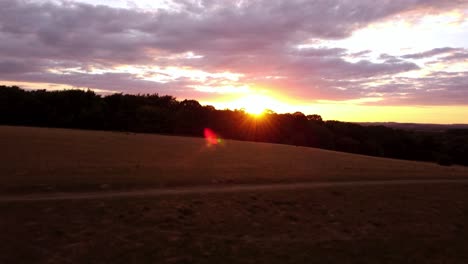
[1, 0, 468, 123]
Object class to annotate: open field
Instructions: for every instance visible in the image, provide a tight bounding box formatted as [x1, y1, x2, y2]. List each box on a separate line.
[2, 126, 468, 263]
[2, 183, 468, 263]
[1, 126, 468, 194]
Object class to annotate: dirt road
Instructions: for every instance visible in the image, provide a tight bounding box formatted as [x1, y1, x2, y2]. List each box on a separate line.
[2, 178, 468, 202]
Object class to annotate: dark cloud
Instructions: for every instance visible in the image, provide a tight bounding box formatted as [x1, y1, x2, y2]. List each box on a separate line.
[0, 0, 154, 64]
[402, 47, 463, 59]
[361, 71, 468, 106]
[0, 60, 41, 74]
[0, 70, 201, 96]
[293, 48, 347, 57]
[287, 57, 419, 79]
[425, 49, 468, 64]
[1, 0, 465, 61]
[347, 50, 372, 58]
[378, 54, 408, 64]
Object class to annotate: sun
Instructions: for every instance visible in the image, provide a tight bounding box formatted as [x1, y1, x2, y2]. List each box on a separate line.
[202, 92, 295, 116]
[235, 94, 276, 116]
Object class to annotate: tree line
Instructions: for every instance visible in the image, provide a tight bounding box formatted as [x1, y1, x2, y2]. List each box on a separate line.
[1, 85, 467, 166]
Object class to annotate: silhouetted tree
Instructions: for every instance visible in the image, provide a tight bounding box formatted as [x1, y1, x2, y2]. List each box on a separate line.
[307, 114, 323, 122]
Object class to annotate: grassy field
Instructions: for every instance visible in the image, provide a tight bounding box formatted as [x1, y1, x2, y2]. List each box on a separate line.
[1, 126, 468, 193]
[1, 126, 468, 263]
[2, 183, 468, 263]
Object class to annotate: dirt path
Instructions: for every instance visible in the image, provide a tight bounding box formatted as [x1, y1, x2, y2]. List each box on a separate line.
[1, 179, 468, 202]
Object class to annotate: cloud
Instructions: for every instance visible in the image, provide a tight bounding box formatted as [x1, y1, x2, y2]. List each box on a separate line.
[347, 50, 372, 58]
[426, 49, 468, 64]
[402, 47, 464, 59]
[0, 60, 41, 74]
[0, 0, 467, 107]
[358, 71, 468, 106]
[2, 0, 466, 62]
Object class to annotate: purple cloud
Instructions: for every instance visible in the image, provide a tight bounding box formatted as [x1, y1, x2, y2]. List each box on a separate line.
[402, 47, 463, 59]
[0, 0, 467, 106]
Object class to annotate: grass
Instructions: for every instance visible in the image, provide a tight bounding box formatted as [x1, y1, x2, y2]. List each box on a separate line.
[1, 125, 467, 193]
[2, 126, 468, 263]
[2, 183, 468, 263]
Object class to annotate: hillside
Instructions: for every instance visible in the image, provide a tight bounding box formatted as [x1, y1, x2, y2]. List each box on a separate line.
[3, 126, 468, 264]
[1, 126, 467, 194]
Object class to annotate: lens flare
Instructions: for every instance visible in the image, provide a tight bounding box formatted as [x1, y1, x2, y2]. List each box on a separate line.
[204, 128, 222, 146]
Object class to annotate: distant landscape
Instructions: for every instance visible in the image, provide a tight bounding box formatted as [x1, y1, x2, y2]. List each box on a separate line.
[358, 122, 468, 132]
[2, 85, 468, 166]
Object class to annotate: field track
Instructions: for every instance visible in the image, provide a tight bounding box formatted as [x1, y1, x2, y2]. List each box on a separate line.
[2, 178, 468, 202]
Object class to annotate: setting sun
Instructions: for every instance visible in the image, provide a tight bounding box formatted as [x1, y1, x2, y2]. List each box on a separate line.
[234, 94, 277, 116]
[202, 93, 297, 116]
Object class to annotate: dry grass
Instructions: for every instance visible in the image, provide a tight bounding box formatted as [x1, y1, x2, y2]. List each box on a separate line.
[2, 183, 468, 263]
[1, 125, 468, 193]
[2, 126, 468, 263]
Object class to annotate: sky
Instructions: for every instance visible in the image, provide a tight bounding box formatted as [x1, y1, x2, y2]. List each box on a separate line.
[1, 0, 468, 123]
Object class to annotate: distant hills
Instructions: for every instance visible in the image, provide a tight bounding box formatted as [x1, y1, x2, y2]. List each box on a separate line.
[357, 122, 468, 132]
